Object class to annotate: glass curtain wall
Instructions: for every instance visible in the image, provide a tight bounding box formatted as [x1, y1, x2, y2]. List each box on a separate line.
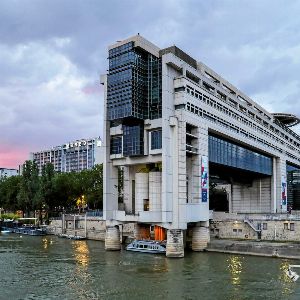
[107, 41, 162, 157]
[209, 135, 272, 175]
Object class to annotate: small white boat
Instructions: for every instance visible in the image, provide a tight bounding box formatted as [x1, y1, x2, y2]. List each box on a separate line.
[1, 230, 11, 234]
[286, 265, 300, 282]
[126, 240, 166, 254]
[58, 233, 86, 240]
[68, 235, 86, 240]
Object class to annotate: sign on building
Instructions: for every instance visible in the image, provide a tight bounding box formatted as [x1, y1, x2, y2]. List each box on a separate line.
[201, 156, 209, 203]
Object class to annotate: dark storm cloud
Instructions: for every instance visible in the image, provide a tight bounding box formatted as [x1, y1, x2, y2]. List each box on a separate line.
[1, 0, 300, 167]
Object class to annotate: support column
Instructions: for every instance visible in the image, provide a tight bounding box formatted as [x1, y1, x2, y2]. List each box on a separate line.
[192, 222, 210, 251]
[61, 213, 65, 234]
[135, 172, 149, 213]
[272, 157, 287, 213]
[123, 166, 131, 213]
[84, 213, 87, 238]
[166, 229, 184, 258]
[271, 157, 277, 213]
[105, 226, 121, 251]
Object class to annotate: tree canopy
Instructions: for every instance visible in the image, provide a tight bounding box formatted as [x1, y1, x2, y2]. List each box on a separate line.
[0, 161, 103, 219]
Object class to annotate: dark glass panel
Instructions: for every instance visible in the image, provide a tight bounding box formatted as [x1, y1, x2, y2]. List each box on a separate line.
[151, 130, 162, 150]
[208, 135, 272, 175]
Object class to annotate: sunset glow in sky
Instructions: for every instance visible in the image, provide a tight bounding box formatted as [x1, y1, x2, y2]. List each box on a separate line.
[1, 0, 300, 168]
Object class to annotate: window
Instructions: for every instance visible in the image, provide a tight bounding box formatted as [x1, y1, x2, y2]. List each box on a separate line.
[238, 229, 242, 233]
[123, 125, 144, 156]
[263, 223, 267, 230]
[174, 86, 185, 92]
[233, 229, 237, 233]
[290, 223, 295, 231]
[110, 137, 122, 154]
[284, 223, 288, 230]
[150, 130, 162, 150]
[175, 104, 185, 110]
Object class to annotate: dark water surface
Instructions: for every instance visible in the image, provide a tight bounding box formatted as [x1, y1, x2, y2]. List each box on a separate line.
[0, 234, 300, 300]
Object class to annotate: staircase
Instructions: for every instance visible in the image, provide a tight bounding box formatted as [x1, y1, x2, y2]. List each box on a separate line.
[244, 219, 261, 233]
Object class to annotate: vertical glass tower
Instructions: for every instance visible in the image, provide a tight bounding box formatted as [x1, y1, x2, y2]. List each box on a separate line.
[107, 41, 161, 156]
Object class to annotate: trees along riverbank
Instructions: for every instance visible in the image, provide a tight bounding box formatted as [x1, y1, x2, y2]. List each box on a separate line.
[0, 161, 104, 221]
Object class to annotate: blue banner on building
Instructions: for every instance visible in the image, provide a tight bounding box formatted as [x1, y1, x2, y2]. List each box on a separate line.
[201, 156, 208, 203]
[281, 175, 287, 211]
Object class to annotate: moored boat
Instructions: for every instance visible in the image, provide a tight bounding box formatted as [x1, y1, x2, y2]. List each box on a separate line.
[126, 240, 166, 254]
[14, 226, 47, 236]
[58, 233, 86, 240]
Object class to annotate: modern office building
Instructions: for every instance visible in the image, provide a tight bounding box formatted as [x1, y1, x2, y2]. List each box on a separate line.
[30, 137, 102, 174]
[102, 35, 300, 257]
[0, 168, 18, 178]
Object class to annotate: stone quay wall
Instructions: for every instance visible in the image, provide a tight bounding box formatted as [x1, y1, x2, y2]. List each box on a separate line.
[211, 212, 300, 242]
[47, 217, 135, 242]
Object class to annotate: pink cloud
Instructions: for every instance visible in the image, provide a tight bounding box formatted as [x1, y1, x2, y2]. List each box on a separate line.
[0, 144, 29, 169]
[81, 82, 102, 95]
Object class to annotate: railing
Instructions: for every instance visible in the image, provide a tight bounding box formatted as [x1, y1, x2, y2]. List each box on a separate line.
[49, 210, 103, 220]
[244, 218, 261, 232]
[86, 210, 103, 217]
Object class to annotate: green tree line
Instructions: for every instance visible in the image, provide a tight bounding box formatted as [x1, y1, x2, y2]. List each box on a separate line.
[0, 161, 103, 218]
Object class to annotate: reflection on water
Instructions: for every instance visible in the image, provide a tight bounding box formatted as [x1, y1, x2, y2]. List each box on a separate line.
[227, 255, 243, 285]
[69, 241, 92, 298]
[42, 237, 53, 249]
[227, 255, 244, 300]
[279, 260, 295, 296]
[0, 235, 300, 300]
[72, 240, 90, 267]
[152, 259, 168, 273]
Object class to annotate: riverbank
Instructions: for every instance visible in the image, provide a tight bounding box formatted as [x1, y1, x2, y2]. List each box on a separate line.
[47, 217, 300, 259]
[207, 238, 300, 260]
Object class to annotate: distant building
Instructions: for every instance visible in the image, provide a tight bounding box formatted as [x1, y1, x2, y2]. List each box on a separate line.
[0, 168, 18, 178]
[30, 137, 102, 174]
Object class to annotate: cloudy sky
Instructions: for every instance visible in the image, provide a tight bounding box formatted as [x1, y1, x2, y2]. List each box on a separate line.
[1, 0, 300, 168]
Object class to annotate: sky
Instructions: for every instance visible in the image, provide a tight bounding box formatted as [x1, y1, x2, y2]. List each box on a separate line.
[1, 0, 300, 168]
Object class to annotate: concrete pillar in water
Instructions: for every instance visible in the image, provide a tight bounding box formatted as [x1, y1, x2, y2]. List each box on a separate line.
[166, 229, 184, 258]
[105, 226, 121, 251]
[192, 223, 210, 251]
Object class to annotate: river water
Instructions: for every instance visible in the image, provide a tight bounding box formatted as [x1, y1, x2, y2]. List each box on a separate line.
[0, 235, 300, 300]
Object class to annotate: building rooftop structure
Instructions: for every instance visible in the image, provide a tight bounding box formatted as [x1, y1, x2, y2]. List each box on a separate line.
[272, 113, 300, 127]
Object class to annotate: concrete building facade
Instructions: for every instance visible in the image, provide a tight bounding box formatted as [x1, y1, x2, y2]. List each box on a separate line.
[30, 137, 102, 174]
[102, 35, 300, 257]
